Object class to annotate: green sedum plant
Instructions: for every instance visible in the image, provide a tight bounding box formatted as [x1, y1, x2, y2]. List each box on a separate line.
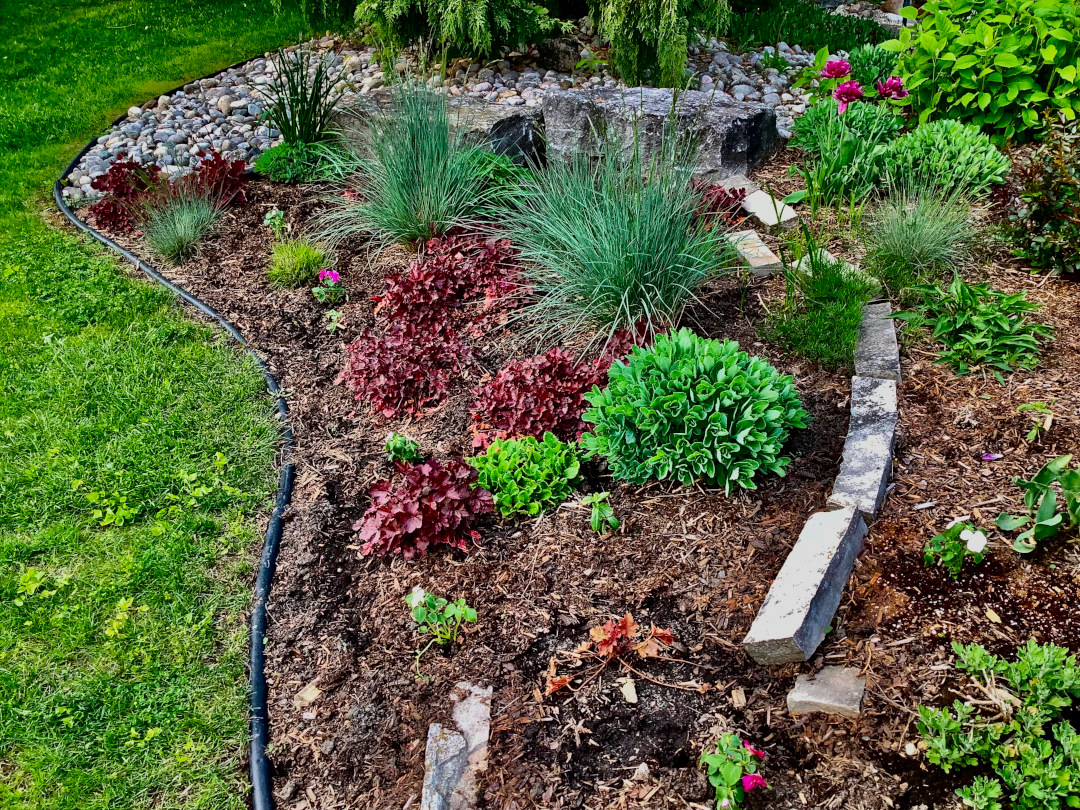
[887, 119, 1010, 196]
[848, 43, 898, 88]
[996, 455, 1080, 553]
[254, 141, 350, 183]
[468, 432, 580, 519]
[883, 0, 1080, 143]
[582, 329, 809, 493]
[918, 640, 1080, 810]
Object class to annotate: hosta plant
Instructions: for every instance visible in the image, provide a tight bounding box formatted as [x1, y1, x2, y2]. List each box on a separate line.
[996, 455, 1080, 553]
[887, 119, 1010, 196]
[468, 433, 580, 519]
[582, 329, 809, 493]
[355, 459, 493, 559]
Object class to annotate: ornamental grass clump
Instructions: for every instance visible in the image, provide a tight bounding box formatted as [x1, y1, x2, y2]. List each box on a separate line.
[468, 432, 580, 518]
[267, 238, 334, 287]
[887, 119, 1010, 196]
[506, 134, 734, 348]
[263, 49, 344, 146]
[582, 329, 809, 493]
[140, 185, 220, 264]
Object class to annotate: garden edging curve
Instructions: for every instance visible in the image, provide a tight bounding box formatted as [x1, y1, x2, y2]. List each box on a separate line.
[53, 59, 293, 810]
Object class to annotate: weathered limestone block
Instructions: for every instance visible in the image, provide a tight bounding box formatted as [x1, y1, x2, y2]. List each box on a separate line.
[855, 301, 902, 383]
[788, 666, 866, 718]
[827, 376, 898, 521]
[726, 230, 783, 277]
[743, 506, 867, 664]
[420, 682, 492, 810]
[741, 188, 798, 232]
[540, 87, 778, 180]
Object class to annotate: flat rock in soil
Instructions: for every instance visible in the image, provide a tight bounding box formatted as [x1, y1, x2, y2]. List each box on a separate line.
[827, 376, 898, 522]
[541, 86, 778, 181]
[421, 682, 492, 810]
[726, 229, 783, 277]
[741, 188, 798, 232]
[855, 302, 902, 383]
[787, 666, 866, 718]
[743, 506, 868, 664]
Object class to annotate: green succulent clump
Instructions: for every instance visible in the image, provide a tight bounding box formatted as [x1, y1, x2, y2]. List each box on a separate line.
[468, 432, 580, 519]
[888, 119, 1011, 196]
[582, 329, 810, 493]
[848, 43, 898, 88]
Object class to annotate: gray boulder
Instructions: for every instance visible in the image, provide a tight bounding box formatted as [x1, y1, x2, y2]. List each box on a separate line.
[538, 38, 580, 73]
[541, 86, 778, 181]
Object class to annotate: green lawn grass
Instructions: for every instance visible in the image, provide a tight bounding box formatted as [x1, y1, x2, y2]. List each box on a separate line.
[0, 2, 318, 807]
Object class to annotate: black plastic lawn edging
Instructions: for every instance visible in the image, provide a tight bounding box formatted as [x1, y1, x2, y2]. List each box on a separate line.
[53, 58, 294, 810]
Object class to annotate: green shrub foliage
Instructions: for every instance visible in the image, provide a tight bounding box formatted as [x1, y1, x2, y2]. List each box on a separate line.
[589, 0, 729, 86]
[790, 97, 903, 153]
[884, 0, 1080, 143]
[888, 119, 1010, 195]
[468, 432, 580, 518]
[582, 329, 809, 493]
[848, 43, 898, 88]
[254, 142, 335, 183]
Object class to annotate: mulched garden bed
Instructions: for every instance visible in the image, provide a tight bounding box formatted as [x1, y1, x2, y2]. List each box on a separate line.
[73, 156, 1080, 809]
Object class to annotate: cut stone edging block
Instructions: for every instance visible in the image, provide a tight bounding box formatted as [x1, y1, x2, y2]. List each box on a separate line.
[421, 682, 492, 810]
[726, 230, 783, 277]
[743, 506, 867, 665]
[741, 189, 798, 233]
[787, 666, 866, 718]
[826, 376, 898, 522]
[855, 302, 902, 383]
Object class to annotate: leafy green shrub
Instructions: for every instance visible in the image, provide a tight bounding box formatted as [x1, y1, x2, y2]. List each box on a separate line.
[887, 120, 1010, 195]
[254, 141, 351, 183]
[267, 238, 333, 287]
[1005, 113, 1080, 273]
[140, 188, 220, 264]
[468, 432, 580, 518]
[918, 640, 1080, 810]
[995, 454, 1080, 553]
[883, 0, 1080, 143]
[848, 43, 898, 88]
[863, 188, 973, 302]
[264, 49, 344, 146]
[323, 83, 510, 246]
[354, 0, 559, 60]
[790, 97, 904, 153]
[385, 432, 422, 463]
[582, 329, 809, 493]
[894, 274, 1051, 378]
[506, 135, 733, 346]
[765, 241, 879, 371]
[590, 0, 729, 86]
[729, 0, 884, 53]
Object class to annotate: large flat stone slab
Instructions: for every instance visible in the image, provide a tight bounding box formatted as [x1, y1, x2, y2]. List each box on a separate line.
[743, 506, 867, 664]
[855, 302, 902, 383]
[541, 87, 778, 181]
[788, 666, 866, 718]
[827, 376, 898, 522]
[420, 682, 492, 810]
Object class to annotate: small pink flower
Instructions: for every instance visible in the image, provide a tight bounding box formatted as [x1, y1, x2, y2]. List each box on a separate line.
[743, 740, 765, 758]
[833, 80, 865, 114]
[876, 76, 909, 100]
[821, 59, 851, 80]
[742, 773, 768, 792]
[982, 453, 1002, 461]
[319, 269, 340, 284]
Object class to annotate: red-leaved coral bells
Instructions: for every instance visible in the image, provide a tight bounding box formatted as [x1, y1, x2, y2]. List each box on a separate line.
[833, 80, 865, 114]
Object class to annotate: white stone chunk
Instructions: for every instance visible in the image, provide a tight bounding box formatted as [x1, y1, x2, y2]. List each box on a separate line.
[827, 376, 898, 522]
[787, 666, 866, 718]
[741, 189, 798, 232]
[855, 302, 902, 383]
[726, 230, 783, 277]
[421, 682, 492, 810]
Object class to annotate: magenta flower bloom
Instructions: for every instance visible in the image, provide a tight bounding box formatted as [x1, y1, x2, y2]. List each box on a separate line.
[742, 773, 768, 792]
[982, 452, 1003, 461]
[833, 80, 865, 114]
[876, 76, 909, 100]
[319, 269, 340, 284]
[743, 740, 765, 758]
[821, 59, 851, 80]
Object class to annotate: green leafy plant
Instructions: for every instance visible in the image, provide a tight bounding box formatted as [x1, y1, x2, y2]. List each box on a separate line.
[582, 329, 809, 493]
[863, 186, 973, 303]
[728, 0, 884, 54]
[923, 522, 987, 578]
[581, 491, 618, 535]
[507, 132, 733, 347]
[468, 432, 580, 519]
[1005, 112, 1080, 273]
[589, 0, 729, 86]
[267, 238, 333, 287]
[254, 141, 350, 183]
[887, 119, 1011, 196]
[893, 275, 1051, 379]
[757, 49, 789, 73]
[264, 207, 286, 239]
[790, 96, 903, 154]
[140, 185, 220, 265]
[996, 455, 1080, 553]
[385, 432, 422, 463]
[1017, 400, 1054, 443]
[848, 43, 899, 88]
[883, 0, 1080, 143]
[323, 82, 511, 246]
[405, 587, 477, 674]
[263, 49, 344, 146]
[700, 733, 769, 808]
[918, 640, 1080, 810]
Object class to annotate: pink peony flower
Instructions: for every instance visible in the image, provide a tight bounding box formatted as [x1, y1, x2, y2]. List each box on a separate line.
[833, 80, 865, 114]
[743, 740, 765, 758]
[876, 76, 909, 100]
[742, 773, 768, 792]
[821, 59, 851, 79]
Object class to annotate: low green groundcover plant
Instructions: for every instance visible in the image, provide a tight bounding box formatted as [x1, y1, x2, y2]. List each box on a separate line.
[469, 432, 580, 518]
[700, 733, 768, 808]
[894, 275, 1051, 379]
[887, 119, 1010, 196]
[582, 329, 809, 493]
[254, 141, 350, 183]
[918, 640, 1080, 810]
[884, 0, 1080, 143]
[923, 522, 987, 578]
[385, 432, 422, 463]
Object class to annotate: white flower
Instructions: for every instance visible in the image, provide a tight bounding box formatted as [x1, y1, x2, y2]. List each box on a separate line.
[961, 529, 988, 554]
